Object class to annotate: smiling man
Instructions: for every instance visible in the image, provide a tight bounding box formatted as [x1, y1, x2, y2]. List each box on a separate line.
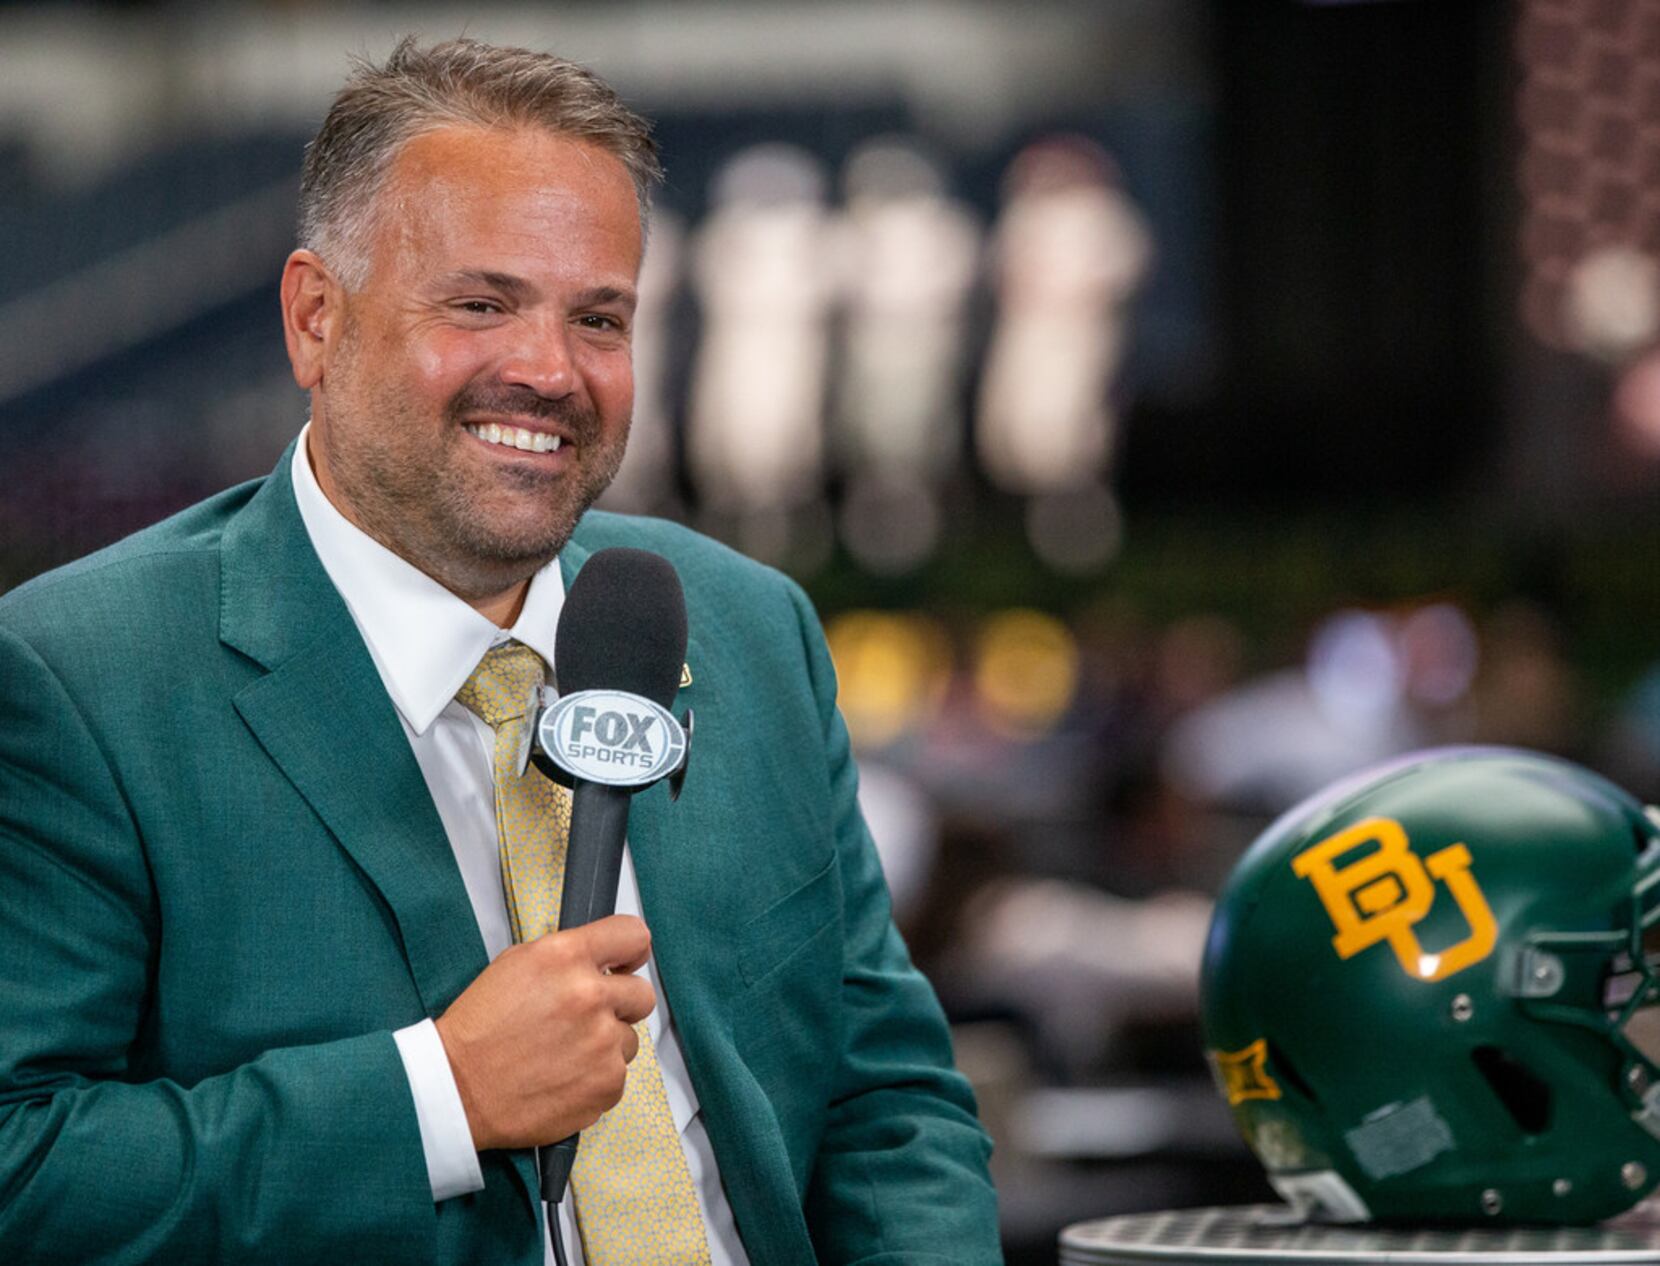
[0, 37, 999, 1266]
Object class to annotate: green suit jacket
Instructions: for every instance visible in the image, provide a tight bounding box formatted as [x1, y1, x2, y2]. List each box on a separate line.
[0, 448, 999, 1264]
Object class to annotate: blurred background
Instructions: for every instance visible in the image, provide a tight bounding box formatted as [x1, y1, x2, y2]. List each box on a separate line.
[4, 0, 1659, 1257]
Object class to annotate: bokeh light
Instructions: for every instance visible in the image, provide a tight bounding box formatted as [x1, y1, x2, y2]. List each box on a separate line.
[973, 609, 1081, 738]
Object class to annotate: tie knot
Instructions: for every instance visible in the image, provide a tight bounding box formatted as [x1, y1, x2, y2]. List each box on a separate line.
[456, 643, 547, 728]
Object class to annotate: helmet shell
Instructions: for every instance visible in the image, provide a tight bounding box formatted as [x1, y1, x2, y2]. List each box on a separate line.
[1201, 746, 1660, 1224]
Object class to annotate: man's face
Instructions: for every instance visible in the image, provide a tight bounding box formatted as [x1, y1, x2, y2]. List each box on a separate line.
[308, 124, 642, 601]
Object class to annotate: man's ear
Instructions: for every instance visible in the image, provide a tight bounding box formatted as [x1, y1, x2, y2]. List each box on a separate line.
[280, 250, 344, 390]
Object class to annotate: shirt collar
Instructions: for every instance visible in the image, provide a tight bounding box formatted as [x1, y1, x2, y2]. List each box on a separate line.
[290, 424, 565, 735]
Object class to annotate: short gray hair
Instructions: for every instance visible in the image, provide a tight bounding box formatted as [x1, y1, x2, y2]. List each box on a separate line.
[298, 35, 662, 287]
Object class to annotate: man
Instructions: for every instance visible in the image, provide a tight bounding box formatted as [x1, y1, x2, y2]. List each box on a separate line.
[0, 37, 1000, 1265]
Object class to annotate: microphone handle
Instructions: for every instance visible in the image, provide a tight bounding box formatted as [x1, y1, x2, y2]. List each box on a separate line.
[558, 781, 630, 929]
[539, 780, 632, 1205]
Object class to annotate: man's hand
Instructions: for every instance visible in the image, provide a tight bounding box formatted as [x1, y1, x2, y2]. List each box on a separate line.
[435, 915, 655, 1151]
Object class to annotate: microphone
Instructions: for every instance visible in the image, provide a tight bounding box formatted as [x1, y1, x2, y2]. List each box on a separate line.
[531, 547, 692, 1208]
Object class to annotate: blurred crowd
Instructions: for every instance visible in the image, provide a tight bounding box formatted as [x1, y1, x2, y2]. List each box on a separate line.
[838, 591, 1612, 1036]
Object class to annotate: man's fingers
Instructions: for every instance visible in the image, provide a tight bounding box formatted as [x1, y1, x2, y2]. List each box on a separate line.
[574, 914, 652, 972]
[608, 972, 656, 1026]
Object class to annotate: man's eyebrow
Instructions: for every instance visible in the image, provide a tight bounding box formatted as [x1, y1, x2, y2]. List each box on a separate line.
[437, 270, 536, 298]
[574, 285, 637, 309]
[432, 274, 635, 309]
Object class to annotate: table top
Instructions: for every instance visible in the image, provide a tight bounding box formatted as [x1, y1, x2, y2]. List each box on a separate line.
[1058, 1205, 1660, 1265]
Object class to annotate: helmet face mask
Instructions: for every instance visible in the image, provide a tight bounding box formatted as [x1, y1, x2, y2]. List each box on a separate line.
[1200, 746, 1660, 1225]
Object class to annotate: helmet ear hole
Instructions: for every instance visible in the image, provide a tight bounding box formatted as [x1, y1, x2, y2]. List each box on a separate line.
[1471, 1045, 1552, 1135]
[1270, 1043, 1320, 1104]
[1632, 821, 1656, 857]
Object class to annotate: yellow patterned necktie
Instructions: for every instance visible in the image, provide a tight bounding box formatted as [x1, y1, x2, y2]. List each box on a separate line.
[456, 643, 713, 1265]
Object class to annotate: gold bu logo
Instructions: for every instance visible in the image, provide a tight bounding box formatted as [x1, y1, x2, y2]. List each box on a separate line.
[1292, 817, 1498, 982]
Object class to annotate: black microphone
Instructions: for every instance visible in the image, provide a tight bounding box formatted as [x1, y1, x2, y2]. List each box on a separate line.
[534, 547, 691, 1209]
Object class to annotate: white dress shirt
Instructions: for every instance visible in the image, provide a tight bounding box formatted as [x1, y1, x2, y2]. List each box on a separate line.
[290, 430, 748, 1265]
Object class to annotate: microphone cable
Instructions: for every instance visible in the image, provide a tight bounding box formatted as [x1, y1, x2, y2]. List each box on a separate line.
[548, 1198, 570, 1266]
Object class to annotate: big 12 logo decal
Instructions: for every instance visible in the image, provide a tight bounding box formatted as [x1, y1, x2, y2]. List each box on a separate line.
[1292, 817, 1497, 983]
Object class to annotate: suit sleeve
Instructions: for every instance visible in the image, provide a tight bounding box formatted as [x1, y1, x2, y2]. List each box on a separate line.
[784, 584, 1003, 1265]
[0, 625, 437, 1265]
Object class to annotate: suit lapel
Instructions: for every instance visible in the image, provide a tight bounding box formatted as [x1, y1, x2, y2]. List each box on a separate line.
[220, 446, 489, 1017]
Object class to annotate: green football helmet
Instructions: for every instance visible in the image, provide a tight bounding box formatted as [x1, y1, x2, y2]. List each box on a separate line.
[1201, 746, 1660, 1224]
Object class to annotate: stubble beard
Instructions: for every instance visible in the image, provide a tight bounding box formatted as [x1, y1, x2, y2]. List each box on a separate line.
[319, 374, 629, 604]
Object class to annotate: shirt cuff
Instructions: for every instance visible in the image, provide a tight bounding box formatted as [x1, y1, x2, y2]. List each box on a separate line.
[393, 1019, 486, 1202]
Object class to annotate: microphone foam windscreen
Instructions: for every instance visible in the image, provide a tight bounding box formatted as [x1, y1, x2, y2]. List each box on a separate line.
[555, 548, 688, 707]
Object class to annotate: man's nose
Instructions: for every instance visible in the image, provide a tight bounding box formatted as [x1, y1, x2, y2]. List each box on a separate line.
[499, 320, 576, 399]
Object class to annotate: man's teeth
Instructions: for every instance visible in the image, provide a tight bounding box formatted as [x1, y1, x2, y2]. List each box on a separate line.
[466, 423, 563, 453]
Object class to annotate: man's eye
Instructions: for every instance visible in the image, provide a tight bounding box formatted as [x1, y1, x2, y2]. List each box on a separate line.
[457, 300, 502, 315]
[579, 314, 624, 332]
